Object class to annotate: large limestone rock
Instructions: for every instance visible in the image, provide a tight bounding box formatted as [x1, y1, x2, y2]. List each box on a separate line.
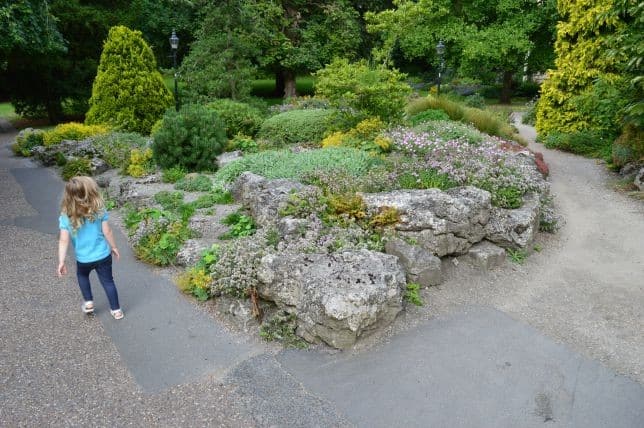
[485, 193, 540, 249]
[32, 138, 100, 166]
[232, 172, 320, 226]
[256, 249, 406, 349]
[362, 186, 491, 257]
[384, 237, 442, 286]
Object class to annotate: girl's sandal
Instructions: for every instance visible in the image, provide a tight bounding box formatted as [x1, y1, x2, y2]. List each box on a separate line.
[110, 309, 124, 320]
[82, 301, 94, 314]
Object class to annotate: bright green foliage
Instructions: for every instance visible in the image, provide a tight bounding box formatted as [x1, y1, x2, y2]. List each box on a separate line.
[536, 0, 623, 136]
[226, 134, 259, 153]
[220, 212, 256, 239]
[314, 59, 411, 122]
[207, 99, 265, 138]
[11, 129, 44, 156]
[257, 109, 336, 147]
[174, 174, 213, 192]
[214, 147, 379, 183]
[43, 122, 109, 146]
[85, 26, 173, 134]
[408, 109, 450, 125]
[366, 0, 557, 103]
[404, 283, 423, 306]
[0, 0, 64, 55]
[161, 166, 187, 183]
[152, 104, 226, 172]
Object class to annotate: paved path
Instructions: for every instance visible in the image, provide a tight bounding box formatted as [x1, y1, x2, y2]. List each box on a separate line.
[1, 119, 643, 427]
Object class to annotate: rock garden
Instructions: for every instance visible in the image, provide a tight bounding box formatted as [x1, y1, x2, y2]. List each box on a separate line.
[13, 96, 557, 350]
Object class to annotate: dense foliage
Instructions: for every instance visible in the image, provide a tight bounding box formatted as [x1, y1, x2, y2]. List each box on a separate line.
[85, 26, 172, 134]
[257, 109, 337, 146]
[152, 104, 226, 171]
[207, 99, 265, 138]
[314, 59, 411, 122]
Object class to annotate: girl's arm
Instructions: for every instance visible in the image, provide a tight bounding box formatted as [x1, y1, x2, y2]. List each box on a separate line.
[57, 230, 70, 276]
[102, 221, 120, 260]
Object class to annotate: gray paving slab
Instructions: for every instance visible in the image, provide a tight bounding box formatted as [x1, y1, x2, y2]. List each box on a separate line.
[225, 354, 352, 427]
[6, 159, 263, 393]
[278, 306, 644, 428]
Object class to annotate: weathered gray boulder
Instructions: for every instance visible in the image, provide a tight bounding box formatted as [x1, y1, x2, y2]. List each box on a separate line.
[466, 240, 506, 270]
[217, 150, 243, 169]
[32, 138, 100, 166]
[634, 167, 644, 191]
[362, 186, 491, 257]
[384, 237, 442, 286]
[232, 172, 321, 226]
[256, 249, 406, 349]
[105, 174, 166, 207]
[485, 193, 540, 249]
[276, 217, 309, 240]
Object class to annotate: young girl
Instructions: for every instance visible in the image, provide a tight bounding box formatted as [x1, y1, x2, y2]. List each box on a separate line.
[57, 176, 124, 320]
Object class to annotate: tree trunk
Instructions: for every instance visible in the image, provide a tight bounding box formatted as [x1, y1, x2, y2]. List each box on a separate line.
[499, 71, 513, 104]
[284, 70, 297, 99]
[274, 70, 285, 97]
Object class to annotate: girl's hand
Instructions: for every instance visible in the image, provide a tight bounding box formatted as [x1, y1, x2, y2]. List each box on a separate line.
[57, 262, 67, 277]
[111, 247, 120, 260]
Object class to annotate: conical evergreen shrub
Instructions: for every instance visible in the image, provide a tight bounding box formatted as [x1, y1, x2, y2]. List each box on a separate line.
[85, 26, 173, 134]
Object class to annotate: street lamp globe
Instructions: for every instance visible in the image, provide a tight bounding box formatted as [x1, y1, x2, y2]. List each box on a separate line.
[169, 30, 179, 51]
[436, 40, 445, 57]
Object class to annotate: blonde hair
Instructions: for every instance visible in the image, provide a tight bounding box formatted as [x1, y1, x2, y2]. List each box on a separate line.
[61, 176, 105, 231]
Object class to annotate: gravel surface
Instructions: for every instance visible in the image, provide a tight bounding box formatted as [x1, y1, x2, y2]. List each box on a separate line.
[0, 129, 256, 427]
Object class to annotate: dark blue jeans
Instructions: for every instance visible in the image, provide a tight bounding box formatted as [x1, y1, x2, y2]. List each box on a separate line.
[76, 254, 120, 311]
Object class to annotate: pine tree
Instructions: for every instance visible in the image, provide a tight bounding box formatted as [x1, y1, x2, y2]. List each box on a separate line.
[535, 0, 623, 135]
[85, 25, 173, 134]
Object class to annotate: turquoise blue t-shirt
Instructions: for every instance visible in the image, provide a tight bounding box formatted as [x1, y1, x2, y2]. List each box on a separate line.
[59, 211, 111, 263]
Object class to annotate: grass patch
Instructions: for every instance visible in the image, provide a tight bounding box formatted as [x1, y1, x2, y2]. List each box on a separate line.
[251, 76, 315, 98]
[0, 102, 16, 118]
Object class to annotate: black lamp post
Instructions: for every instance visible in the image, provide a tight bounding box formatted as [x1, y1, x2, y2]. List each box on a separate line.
[436, 40, 445, 96]
[169, 30, 180, 111]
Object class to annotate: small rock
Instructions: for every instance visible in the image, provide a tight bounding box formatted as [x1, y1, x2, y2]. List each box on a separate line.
[466, 241, 506, 270]
[384, 237, 442, 286]
[217, 151, 243, 169]
[634, 167, 644, 191]
[485, 193, 540, 249]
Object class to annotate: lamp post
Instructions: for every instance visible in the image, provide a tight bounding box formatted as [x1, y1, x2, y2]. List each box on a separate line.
[436, 40, 445, 96]
[169, 30, 180, 111]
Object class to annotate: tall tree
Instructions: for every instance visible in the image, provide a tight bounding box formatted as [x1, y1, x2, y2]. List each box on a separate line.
[366, 0, 558, 103]
[179, 0, 258, 101]
[251, 0, 362, 97]
[85, 25, 173, 134]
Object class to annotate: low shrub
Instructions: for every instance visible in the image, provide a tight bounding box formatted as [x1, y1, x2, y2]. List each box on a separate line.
[152, 104, 226, 171]
[43, 122, 109, 146]
[176, 244, 219, 301]
[207, 99, 265, 138]
[226, 134, 259, 153]
[612, 125, 643, 167]
[408, 109, 450, 125]
[257, 108, 336, 147]
[174, 174, 212, 192]
[220, 211, 256, 239]
[154, 191, 184, 211]
[410, 121, 485, 146]
[191, 190, 233, 208]
[134, 219, 192, 266]
[540, 131, 611, 159]
[320, 117, 390, 154]
[161, 166, 187, 183]
[92, 132, 149, 171]
[215, 147, 380, 183]
[314, 58, 411, 122]
[61, 158, 92, 181]
[126, 148, 154, 177]
[12, 129, 44, 156]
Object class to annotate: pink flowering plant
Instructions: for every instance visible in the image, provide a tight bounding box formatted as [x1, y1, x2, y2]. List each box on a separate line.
[384, 127, 539, 208]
